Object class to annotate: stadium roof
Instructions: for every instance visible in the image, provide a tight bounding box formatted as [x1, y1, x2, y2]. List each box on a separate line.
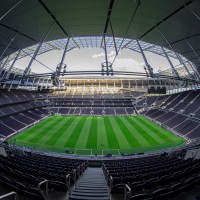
[0, 0, 200, 75]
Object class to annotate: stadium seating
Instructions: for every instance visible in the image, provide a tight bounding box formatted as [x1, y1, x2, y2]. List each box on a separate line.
[138, 90, 200, 140]
[0, 89, 200, 141]
[0, 89, 200, 200]
[103, 155, 200, 199]
[0, 153, 87, 199]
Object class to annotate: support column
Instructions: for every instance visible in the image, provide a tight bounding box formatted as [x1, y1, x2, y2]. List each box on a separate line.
[56, 37, 70, 77]
[51, 38, 70, 86]
[103, 35, 109, 75]
[0, 33, 17, 78]
[157, 26, 180, 77]
[0, 56, 10, 76]
[136, 40, 154, 78]
[3, 49, 21, 80]
[110, 21, 118, 56]
[186, 58, 200, 81]
[184, 5, 200, 80]
[23, 21, 55, 76]
[176, 53, 192, 78]
[184, 39, 200, 80]
[0, 33, 17, 63]
[184, 4, 200, 21]
[161, 47, 179, 77]
[160, 29, 192, 78]
[0, 0, 23, 22]
[101, 35, 113, 76]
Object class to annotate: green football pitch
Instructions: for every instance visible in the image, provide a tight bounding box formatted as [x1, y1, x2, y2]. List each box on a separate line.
[8, 115, 185, 156]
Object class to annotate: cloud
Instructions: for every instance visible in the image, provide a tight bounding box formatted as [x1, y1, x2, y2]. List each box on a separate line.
[139, 62, 145, 66]
[92, 50, 121, 59]
[110, 57, 144, 72]
[92, 53, 105, 58]
[107, 51, 116, 57]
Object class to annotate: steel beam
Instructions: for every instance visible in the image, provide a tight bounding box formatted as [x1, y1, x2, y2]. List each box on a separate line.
[161, 47, 179, 77]
[37, 0, 79, 49]
[185, 39, 200, 79]
[0, 55, 10, 75]
[3, 49, 21, 80]
[56, 37, 70, 77]
[0, 33, 17, 62]
[100, 0, 115, 48]
[186, 58, 200, 80]
[176, 53, 192, 78]
[113, 0, 140, 62]
[139, 0, 196, 40]
[103, 35, 109, 75]
[136, 40, 154, 78]
[0, 23, 37, 42]
[184, 3, 200, 21]
[122, 0, 196, 49]
[0, 0, 23, 22]
[60, 38, 70, 70]
[157, 27, 180, 77]
[109, 21, 118, 56]
[157, 27, 192, 78]
[23, 21, 55, 76]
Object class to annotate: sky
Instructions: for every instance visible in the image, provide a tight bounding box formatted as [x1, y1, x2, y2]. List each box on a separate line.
[13, 47, 180, 75]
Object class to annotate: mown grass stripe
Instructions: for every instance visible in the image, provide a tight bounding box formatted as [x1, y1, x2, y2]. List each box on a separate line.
[114, 116, 141, 148]
[44, 116, 74, 146]
[86, 117, 98, 149]
[54, 116, 81, 147]
[28, 117, 69, 143]
[138, 116, 183, 142]
[126, 116, 160, 146]
[14, 116, 58, 140]
[97, 117, 109, 149]
[133, 117, 166, 144]
[109, 117, 131, 148]
[104, 117, 120, 149]
[120, 117, 150, 146]
[20, 116, 62, 142]
[64, 117, 87, 148]
[75, 117, 92, 148]
[8, 115, 185, 155]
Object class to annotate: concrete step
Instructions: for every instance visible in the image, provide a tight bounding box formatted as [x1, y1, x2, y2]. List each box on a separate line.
[69, 195, 110, 200]
[69, 167, 110, 200]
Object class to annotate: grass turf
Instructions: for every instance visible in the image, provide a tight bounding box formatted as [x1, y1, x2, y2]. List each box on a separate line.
[8, 115, 185, 155]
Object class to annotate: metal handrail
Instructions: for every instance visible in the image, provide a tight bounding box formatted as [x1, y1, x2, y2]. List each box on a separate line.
[106, 169, 109, 182]
[109, 176, 113, 193]
[124, 184, 132, 200]
[77, 166, 81, 177]
[73, 169, 77, 183]
[0, 192, 18, 200]
[38, 179, 49, 199]
[66, 174, 71, 194]
[81, 162, 86, 172]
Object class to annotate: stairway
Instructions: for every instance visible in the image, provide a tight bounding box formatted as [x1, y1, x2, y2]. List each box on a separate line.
[69, 167, 110, 200]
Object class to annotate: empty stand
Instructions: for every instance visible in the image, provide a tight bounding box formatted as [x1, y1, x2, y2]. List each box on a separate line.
[103, 155, 200, 200]
[0, 153, 87, 200]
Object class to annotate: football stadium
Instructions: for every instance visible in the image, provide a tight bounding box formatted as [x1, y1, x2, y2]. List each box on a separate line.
[0, 0, 200, 200]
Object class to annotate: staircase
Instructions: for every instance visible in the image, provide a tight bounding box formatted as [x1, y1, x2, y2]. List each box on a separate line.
[69, 167, 110, 200]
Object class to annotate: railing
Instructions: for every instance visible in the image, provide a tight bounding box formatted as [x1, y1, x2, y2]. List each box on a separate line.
[10, 142, 191, 161]
[66, 174, 71, 194]
[109, 176, 113, 193]
[124, 184, 132, 200]
[0, 192, 18, 200]
[73, 169, 77, 184]
[38, 180, 49, 199]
